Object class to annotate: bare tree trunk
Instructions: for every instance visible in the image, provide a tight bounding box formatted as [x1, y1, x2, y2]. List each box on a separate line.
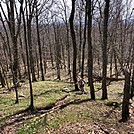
[35, 50, 40, 79]
[87, 0, 95, 100]
[61, 39, 66, 70]
[0, 70, 5, 87]
[42, 36, 47, 74]
[36, 3, 44, 81]
[131, 67, 134, 99]
[22, 8, 34, 110]
[121, 70, 130, 122]
[26, 0, 37, 82]
[0, 12, 13, 87]
[78, 11, 82, 73]
[81, 3, 87, 79]
[19, 34, 27, 75]
[8, 0, 22, 103]
[53, 23, 61, 80]
[110, 51, 113, 78]
[101, 0, 110, 100]
[27, 21, 37, 82]
[0, 63, 9, 89]
[69, 0, 79, 90]
[66, 27, 71, 75]
[46, 27, 54, 67]
[113, 50, 118, 79]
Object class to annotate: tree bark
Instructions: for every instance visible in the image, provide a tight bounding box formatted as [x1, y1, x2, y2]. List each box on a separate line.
[53, 22, 61, 80]
[26, 0, 37, 82]
[131, 67, 134, 99]
[113, 50, 118, 79]
[121, 70, 130, 122]
[101, 0, 110, 100]
[110, 51, 113, 79]
[69, 0, 79, 90]
[36, 4, 44, 81]
[87, 0, 95, 100]
[81, 2, 87, 79]
[22, 7, 34, 110]
[8, 0, 21, 103]
[78, 10, 82, 73]
[0, 70, 5, 87]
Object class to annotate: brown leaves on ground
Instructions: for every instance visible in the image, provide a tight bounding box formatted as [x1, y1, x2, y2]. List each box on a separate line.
[1, 92, 134, 134]
[44, 98, 134, 134]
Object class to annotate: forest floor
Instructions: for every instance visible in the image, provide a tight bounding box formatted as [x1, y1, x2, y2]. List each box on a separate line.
[0, 78, 134, 134]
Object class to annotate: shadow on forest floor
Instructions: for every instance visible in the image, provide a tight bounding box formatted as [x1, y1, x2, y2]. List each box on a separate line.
[0, 94, 93, 133]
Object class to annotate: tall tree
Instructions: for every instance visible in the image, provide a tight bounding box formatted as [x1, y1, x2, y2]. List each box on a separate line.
[87, 0, 95, 100]
[26, 0, 37, 82]
[69, 0, 79, 90]
[53, 21, 61, 80]
[0, 0, 24, 103]
[101, 0, 110, 100]
[35, 1, 45, 81]
[121, 70, 131, 122]
[62, 0, 71, 75]
[81, 1, 87, 79]
[22, 4, 34, 110]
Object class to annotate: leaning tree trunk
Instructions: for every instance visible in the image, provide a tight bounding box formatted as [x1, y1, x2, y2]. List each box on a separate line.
[69, 0, 79, 91]
[121, 70, 131, 122]
[101, 0, 110, 100]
